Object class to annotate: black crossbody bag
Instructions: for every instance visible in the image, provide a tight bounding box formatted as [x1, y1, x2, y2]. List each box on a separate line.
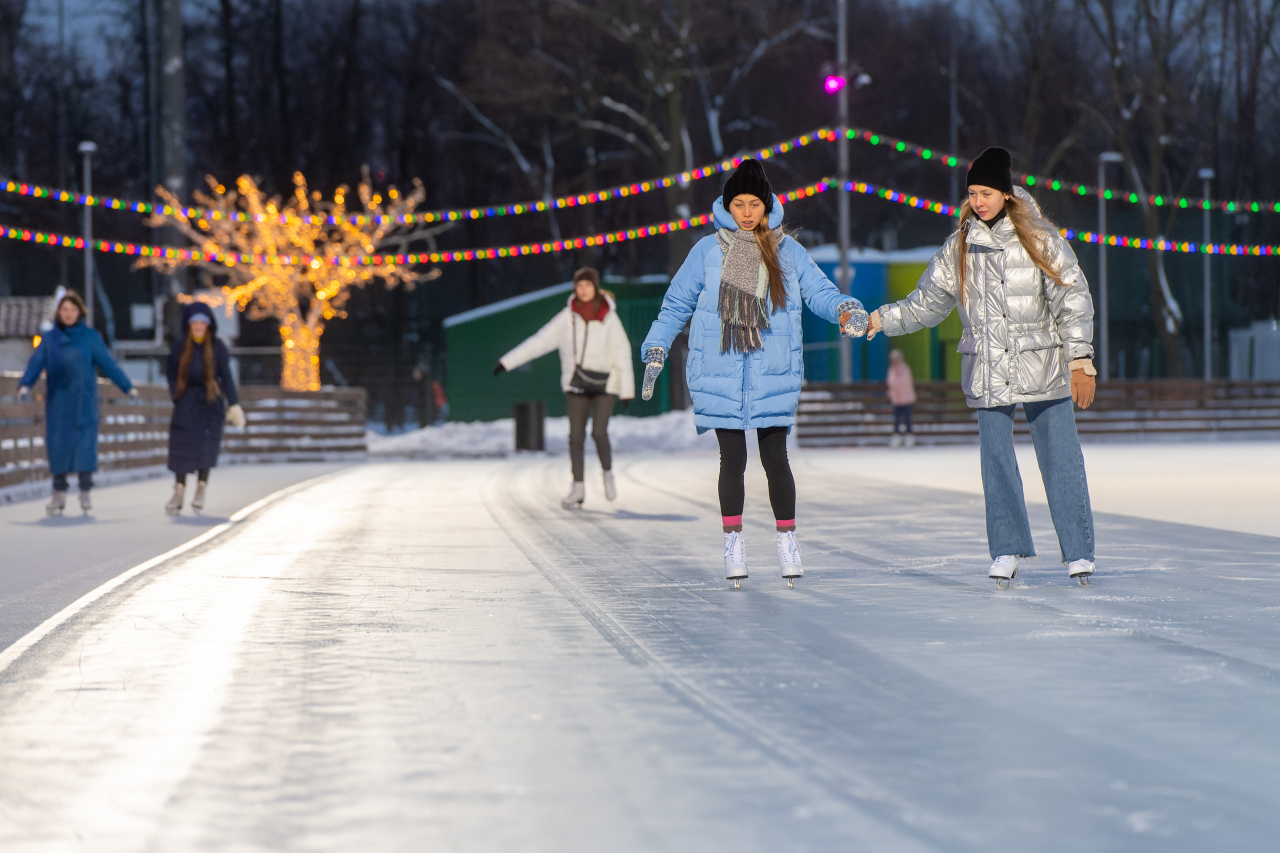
[569, 317, 610, 395]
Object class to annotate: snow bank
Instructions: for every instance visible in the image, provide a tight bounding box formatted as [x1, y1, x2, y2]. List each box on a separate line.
[367, 409, 717, 458]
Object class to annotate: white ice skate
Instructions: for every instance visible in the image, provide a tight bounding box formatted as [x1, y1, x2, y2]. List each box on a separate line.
[561, 481, 585, 510]
[890, 433, 903, 448]
[989, 555, 1019, 589]
[1067, 558, 1095, 586]
[724, 531, 748, 589]
[602, 470, 617, 501]
[165, 482, 185, 516]
[192, 481, 207, 513]
[46, 490, 66, 517]
[904, 433, 916, 448]
[78, 491, 91, 513]
[777, 530, 802, 588]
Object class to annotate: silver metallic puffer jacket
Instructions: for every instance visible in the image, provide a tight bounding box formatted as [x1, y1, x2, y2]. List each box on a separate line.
[879, 189, 1094, 409]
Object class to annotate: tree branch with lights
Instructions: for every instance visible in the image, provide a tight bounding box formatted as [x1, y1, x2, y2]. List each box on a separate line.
[140, 172, 440, 392]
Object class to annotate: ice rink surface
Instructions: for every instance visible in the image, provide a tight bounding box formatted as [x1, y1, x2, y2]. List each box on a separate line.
[0, 443, 1277, 852]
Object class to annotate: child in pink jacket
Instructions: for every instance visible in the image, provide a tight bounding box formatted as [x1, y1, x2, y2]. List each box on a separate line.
[887, 349, 917, 447]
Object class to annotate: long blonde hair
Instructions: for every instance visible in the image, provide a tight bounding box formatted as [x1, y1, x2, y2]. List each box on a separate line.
[955, 194, 1067, 303]
[754, 220, 786, 313]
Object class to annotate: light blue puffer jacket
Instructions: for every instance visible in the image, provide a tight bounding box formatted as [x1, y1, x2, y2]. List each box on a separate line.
[642, 195, 856, 433]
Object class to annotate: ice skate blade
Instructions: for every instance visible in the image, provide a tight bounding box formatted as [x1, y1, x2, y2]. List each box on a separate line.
[561, 501, 583, 510]
[787, 578, 794, 589]
[46, 508, 61, 517]
[1075, 575, 1093, 586]
[733, 578, 742, 590]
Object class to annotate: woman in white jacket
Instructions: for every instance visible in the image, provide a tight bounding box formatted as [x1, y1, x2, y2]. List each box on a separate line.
[494, 267, 635, 508]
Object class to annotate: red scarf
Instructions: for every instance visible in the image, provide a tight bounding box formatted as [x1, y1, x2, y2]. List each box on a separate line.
[571, 297, 609, 323]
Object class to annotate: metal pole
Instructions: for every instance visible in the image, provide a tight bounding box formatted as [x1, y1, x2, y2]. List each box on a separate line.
[79, 141, 97, 330]
[948, 28, 959, 209]
[1097, 159, 1107, 383]
[836, 0, 853, 384]
[1199, 168, 1215, 381]
[1097, 152, 1123, 382]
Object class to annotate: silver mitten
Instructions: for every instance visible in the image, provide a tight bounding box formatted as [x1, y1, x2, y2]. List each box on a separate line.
[641, 347, 666, 401]
[839, 300, 870, 338]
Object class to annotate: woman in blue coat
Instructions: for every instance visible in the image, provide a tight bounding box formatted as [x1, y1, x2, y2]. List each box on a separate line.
[641, 160, 869, 587]
[18, 291, 135, 515]
[164, 303, 244, 515]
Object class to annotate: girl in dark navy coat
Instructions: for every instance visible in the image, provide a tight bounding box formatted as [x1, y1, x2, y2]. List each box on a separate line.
[18, 291, 135, 515]
[164, 303, 244, 515]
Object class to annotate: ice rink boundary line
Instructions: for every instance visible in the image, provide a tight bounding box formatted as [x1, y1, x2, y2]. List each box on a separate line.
[0, 468, 352, 678]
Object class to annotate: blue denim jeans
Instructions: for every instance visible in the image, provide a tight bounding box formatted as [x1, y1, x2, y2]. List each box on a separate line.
[977, 398, 1095, 562]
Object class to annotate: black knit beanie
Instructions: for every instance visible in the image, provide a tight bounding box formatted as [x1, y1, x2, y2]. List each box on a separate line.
[722, 159, 774, 213]
[966, 147, 1014, 195]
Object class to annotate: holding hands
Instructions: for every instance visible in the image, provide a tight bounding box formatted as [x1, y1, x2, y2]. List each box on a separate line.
[840, 308, 881, 340]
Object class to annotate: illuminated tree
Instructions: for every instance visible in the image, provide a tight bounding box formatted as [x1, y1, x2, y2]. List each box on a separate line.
[141, 172, 440, 391]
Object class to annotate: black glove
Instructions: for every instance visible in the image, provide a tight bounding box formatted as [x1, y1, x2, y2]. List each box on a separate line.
[493, 362, 506, 376]
[622, 399, 631, 411]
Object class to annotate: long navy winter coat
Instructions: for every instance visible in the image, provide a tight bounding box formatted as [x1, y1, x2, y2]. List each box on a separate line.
[20, 319, 133, 475]
[167, 304, 238, 473]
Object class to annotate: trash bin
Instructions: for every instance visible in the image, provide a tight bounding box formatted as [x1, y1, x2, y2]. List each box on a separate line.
[513, 400, 546, 451]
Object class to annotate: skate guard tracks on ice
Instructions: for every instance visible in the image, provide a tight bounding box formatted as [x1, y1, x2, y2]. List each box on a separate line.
[0, 451, 1278, 851]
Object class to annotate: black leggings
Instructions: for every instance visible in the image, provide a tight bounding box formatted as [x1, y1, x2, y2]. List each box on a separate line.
[176, 469, 210, 485]
[715, 427, 796, 522]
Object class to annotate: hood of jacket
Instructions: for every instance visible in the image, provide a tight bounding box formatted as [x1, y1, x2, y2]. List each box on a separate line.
[181, 301, 220, 336]
[712, 194, 785, 231]
[564, 290, 616, 322]
[965, 186, 1047, 251]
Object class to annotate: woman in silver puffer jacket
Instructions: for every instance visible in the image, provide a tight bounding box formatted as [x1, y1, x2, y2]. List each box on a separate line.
[847, 147, 1098, 587]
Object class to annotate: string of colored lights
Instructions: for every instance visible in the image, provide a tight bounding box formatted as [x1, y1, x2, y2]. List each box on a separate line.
[6, 178, 1278, 267]
[0, 130, 829, 227]
[11, 125, 1278, 222]
[835, 127, 1278, 214]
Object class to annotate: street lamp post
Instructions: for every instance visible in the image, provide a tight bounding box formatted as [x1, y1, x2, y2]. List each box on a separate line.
[1097, 151, 1124, 382]
[78, 141, 97, 330]
[835, 0, 852, 383]
[1198, 168, 1215, 381]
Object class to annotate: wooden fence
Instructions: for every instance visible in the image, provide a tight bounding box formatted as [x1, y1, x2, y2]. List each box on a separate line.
[1, 374, 366, 490]
[797, 380, 1280, 447]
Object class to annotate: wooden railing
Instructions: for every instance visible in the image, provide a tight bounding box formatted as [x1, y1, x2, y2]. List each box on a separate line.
[797, 380, 1280, 447]
[0, 374, 172, 489]
[1, 374, 367, 490]
[223, 386, 367, 462]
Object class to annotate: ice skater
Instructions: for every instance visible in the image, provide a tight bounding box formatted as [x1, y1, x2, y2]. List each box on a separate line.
[17, 291, 136, 515]
[494, 267, 635, 508]
[887, 349, 916, 447]
[847, 146, 1098, 587]
[640, 159, 868, 588]
[165, 303, 245, 515]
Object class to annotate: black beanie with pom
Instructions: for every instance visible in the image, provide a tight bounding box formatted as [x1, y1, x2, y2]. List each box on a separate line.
[722, 159, 774, 213]
[966, 147, 1014, 195]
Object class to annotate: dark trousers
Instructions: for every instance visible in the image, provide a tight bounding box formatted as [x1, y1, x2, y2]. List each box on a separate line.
[714, 427, 796, 521]
[176, 468, 211, 485]
[893, 405, 914, 434]
[52, 472, 93, 492]
[566, 392, 616, 481]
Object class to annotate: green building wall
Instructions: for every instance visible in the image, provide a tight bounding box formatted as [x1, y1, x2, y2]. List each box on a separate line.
[444, 279, 673, 422]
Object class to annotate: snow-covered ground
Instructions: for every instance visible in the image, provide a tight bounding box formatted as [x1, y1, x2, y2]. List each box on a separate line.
[0, 451, 1277, 851]
[367, 408, 718, 457]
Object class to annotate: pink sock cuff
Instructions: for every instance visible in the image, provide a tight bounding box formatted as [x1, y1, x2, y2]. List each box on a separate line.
[775, 519, 796, 529]
[721, 515, 743, 527]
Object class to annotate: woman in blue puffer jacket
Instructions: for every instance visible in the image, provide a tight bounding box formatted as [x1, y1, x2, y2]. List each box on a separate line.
[641, 159, 868, 588]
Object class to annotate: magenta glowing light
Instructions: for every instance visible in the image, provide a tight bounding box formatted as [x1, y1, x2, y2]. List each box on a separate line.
[823, 75, 847, 94]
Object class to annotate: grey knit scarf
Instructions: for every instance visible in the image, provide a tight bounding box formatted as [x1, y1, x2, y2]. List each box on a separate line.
[716, 226, 780, 353]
